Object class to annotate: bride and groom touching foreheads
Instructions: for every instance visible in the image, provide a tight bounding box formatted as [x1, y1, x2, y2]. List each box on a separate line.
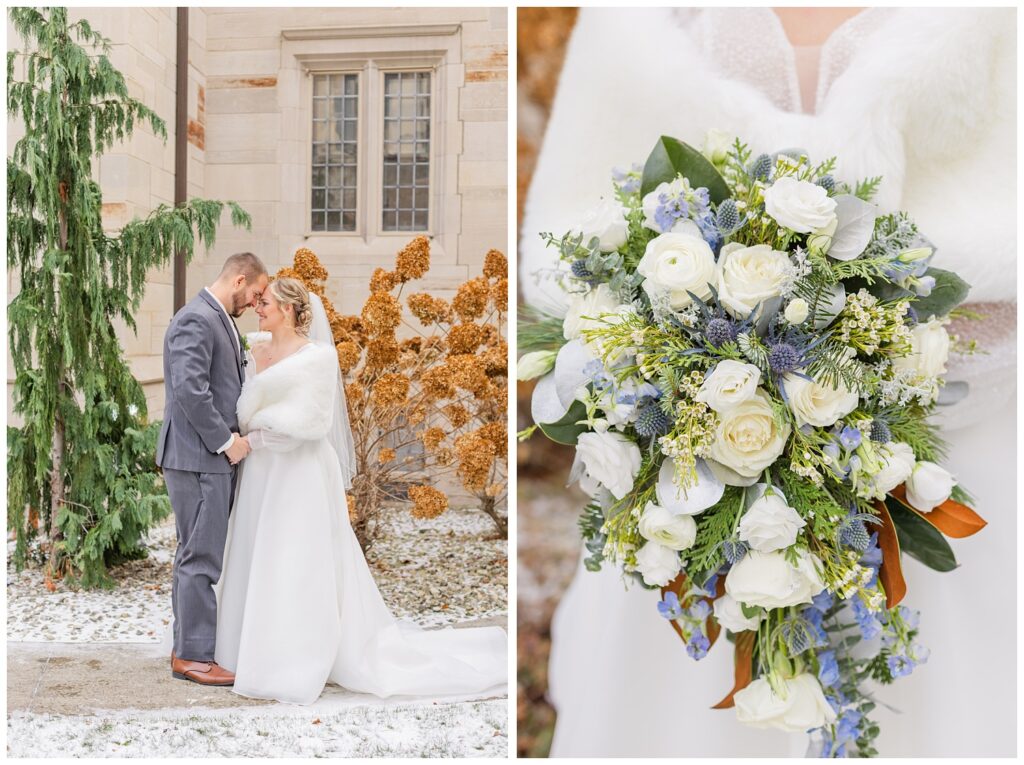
[155, 252, 506, 705]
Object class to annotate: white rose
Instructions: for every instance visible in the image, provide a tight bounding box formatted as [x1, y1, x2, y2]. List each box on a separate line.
[715, 242, 792, 319]
[637, 231, 716, 310]
[702, 128, 733, 164]
[782, 373, 859, 428]
[905, 461, 956, 513]
[635, 541, 681, 587]
[763, 176, 838, 234]
[638, 501, 697, 551]
[866, 441, 916, 499]
[576, 430, 642, 501]
[893, 318, 950, 379]
[516, 350, 557, 381]
[735, 674, 837, 732]
[726, 548, 825, 609]
[738, 485, 806, 552]
[707, 390, 791, 479]
[562, 284, 625, 342]
[784, 298, 809, 325]
[696, 360, 762, 413]
[572, 199, 629, 253]
[713, 593, 762, 633]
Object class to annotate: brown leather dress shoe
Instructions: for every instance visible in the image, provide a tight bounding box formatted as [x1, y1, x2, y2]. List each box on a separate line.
[171, 654, 235, 686]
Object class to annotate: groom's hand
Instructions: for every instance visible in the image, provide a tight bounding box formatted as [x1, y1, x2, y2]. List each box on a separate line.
[225, 433, 251, 465]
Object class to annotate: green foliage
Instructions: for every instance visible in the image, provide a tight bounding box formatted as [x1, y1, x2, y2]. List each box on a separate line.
[685, 485, 743, 586]
[777, 467, 847, 543]
[7, 8, 251, 585]
[641, 135, 731, 203]
[517, 304, 565, 355]
[883, 405, 948, 462]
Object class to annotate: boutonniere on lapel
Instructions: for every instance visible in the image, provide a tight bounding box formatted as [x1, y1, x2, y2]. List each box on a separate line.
[240, 334, 251, 367]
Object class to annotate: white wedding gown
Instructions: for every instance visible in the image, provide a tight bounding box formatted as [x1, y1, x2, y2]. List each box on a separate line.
[213, 343, 507, 704]
[521, 8, 1016, 757]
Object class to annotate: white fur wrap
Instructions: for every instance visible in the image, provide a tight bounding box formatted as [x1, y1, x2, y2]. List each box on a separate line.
[236, 344, 338, 441]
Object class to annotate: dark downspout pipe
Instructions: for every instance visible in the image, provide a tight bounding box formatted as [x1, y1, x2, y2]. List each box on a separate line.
[173, 7, 188, 313]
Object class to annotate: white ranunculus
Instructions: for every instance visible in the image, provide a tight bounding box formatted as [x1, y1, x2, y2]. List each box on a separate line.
[635, 541, 681, 587]
[784, 298, 809, 325]
[905, 461, 956, 513]
[703, 128, 733, 164]
[763, 176, 838, 234]
[735, 674, 837, 732]
[516, 350, 557, 381]
[576, 430, 642, 501]
[572, 198, 629, 253]
[562, 284, 625, 342]
[738, 486, 807, 552]
[782, 373, 859, 428]
[696, 360, 762, 413]
[638, 501, 698, 551]
[892, 318, 950, 379]
[707, 390, 791, 480]
[715, 242, 792, 319]
[713, 593, 762, 633]
[867, 441, 916, 498]
[726, 548, 825, 609]
[637, 231, 717, 310]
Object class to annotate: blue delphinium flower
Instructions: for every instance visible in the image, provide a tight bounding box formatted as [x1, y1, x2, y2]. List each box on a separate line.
[657, 591, 684, 620]
[839, 425, 862, 451]
[654, 191, 690, 233]
[852, 596, 883, 640]
[817, 649, 841, 687]
[860, 532, 883, 569]
[686, 627, 711, 660]
[887, 653, 915, 678]
[688, 599, 712, 621]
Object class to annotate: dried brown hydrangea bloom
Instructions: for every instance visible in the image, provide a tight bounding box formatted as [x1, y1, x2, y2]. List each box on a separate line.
[294, 247, 330, 283]
[345, 381, 365, 405]
[409, 485, 448, 519]
[420, 365, 456, 400]
[364, 336, 400, 370]
[275, 266, 302, 282]
[447, 354, 490, 396]
[395, 236, 431, 282]
[378, 448, 396, 464]
[400, 337, 423, 354]
[346, 493, 358, 522]
[485, 483, 502, 498]
[455, 433, 496, 491]
[443, 403, 471, 429]
[435, 447, 455, 466]
[370, 267, 400, 294]
[491, 277, 508, 313]
[331, 314, 363, 344]
[336, 342, 361, 373]
[481, 342, 508, 377]
[372, 373, 410, 407]
[476, 421, 508, 461]
[447, 323, 486, 355]
[361, 292, 402, 335]
[452, 277, 489, 321]
[421, 427, 446, 452]
[407, 293, 452, 325]
[483, 249, 508, 280]
[407, 402, 428, 425]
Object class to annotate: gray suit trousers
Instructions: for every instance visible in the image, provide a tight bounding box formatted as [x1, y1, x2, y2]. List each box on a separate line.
[164, 467, 236, 661]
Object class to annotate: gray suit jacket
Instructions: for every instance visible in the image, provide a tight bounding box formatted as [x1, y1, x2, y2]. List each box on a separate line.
[156, 291, 244, 474]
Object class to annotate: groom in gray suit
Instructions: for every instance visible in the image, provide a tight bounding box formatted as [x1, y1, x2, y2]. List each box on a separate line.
[156, 252, 269, 686]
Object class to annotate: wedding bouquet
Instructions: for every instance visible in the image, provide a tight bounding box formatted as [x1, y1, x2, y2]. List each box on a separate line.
[518, 134, 987, 757]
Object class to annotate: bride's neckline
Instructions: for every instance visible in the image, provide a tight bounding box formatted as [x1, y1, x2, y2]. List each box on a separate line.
[253, 341, 314, 376]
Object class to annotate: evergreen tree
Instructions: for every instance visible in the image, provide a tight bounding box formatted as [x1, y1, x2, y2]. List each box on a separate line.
[7, 8, 252, 586]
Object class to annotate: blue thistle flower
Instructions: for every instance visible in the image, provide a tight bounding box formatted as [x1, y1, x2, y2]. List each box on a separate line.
[749, 153, 772, 181]
[715, 199, 740, 232]
[768, 342, 800, 373]
[570, 259, 593, 280]
[721, 538, 748, 565]
[705, 317, 735, 348]
[839, 518, 871, 551]
[635, 403, 671, 438]
[816, 174, 835, 192]
[869, 419, 892, 443]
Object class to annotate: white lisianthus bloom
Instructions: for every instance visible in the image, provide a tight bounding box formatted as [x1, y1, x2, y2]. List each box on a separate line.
[905, 461, 956, 513]
[784, 298, 809, 325]
[707, 390, 791, 479]
[713, 593, 762, 633]
[726, 548, 825, 609]
[635, 541, 682, 587]
[892, 318, 951, 379]
[863, 441, 916, 499]
[562, 284, 625, 342]
[695, 360, 762, 413]
[763, 176, 838, 234]
[807, 216, 838, 256]
[702, 128, 733, 164]
[576, 430, 642, 500]
[572, 198, 629, 253]
[637, 230, 717, 310]
[735, 674, 837, 732]
[516, 350, 557, 381]
[715, 242, 792, 319]
[738, 486, 807, 552]
[782, 373, 859, 428]
[638, 501, 698, 551]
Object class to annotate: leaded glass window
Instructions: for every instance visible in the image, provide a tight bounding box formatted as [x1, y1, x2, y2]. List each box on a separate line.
[382, 71, 430, 232]
[311, 73, 358, 232]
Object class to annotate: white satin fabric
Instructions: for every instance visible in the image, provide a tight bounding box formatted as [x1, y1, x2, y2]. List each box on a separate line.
[526, 8, 1017, 757]
[214, 345, 507, 704]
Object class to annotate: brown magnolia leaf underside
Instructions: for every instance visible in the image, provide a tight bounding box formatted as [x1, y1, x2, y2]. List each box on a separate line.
[874, 499, 907, 609]
[889, 484, 987, 539]
[712, 630, 756, 709]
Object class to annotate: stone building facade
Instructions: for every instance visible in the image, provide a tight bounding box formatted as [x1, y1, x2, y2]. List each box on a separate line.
[6, 7, 508, 419]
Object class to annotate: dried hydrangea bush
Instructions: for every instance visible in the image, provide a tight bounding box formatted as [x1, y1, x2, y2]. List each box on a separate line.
[281, 238, 508, 549]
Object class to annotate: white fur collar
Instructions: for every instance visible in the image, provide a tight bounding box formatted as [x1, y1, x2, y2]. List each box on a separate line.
[236, 343, 338, 440]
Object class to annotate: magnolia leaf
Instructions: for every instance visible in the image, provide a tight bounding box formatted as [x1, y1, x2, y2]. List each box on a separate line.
[553, 339, 595, 409]
[537, 399, 590, 446]
[712, 630, 756, 709]
[641, 136, 731, 203]
[530, 372, 568, 426]
[889, 484, 987, 539]
[825, 194, 877, 261]
[874, 500, 907, 609]
[811, 282, 845, 329]
[911, 268, 971, 321]
[656, 458, 726, 515]
[885, 496, 958, 572]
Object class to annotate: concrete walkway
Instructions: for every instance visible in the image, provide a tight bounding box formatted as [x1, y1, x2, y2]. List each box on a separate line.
[8, 615, 507, 716]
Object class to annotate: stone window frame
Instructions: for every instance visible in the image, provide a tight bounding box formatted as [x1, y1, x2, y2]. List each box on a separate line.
[282, 24, 461, 254]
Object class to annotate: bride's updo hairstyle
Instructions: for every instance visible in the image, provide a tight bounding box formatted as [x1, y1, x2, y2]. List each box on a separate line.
[269, 277, 313, 336]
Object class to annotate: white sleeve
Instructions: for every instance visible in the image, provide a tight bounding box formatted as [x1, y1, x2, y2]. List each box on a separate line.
[246, 429, 304, 453]
[216, 434, 235, 454]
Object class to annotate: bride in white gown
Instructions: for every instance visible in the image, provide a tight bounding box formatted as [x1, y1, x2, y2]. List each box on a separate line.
[520, 7, 1016, 757]
[213, 277, 507, 705]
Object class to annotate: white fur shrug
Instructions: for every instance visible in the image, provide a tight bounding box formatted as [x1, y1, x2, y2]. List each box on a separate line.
[236, 344, 338, 441]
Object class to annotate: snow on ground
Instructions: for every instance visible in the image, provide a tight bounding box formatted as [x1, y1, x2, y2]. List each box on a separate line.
[7, 698, 508, 758]
[7, 505, 507, 641]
